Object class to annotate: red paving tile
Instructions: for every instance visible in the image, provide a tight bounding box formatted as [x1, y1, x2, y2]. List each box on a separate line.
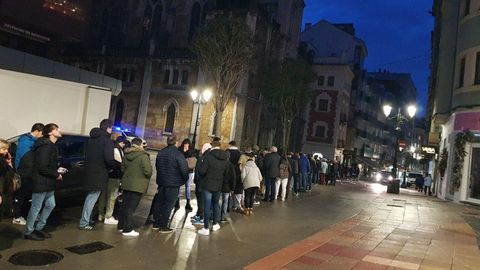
[368, 251, 398, 260]
[294, 256, 324, 266]
[313, 243, 346, 255]
[336, 247, 370, 260]
[352, 261, 388, 270]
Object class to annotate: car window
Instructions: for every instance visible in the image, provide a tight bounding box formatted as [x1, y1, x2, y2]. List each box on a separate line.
[57, 136, 88, 159]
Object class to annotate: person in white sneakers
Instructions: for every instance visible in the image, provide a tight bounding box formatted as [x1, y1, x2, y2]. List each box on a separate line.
[197, 140, 229, 236]
[98, 136, 126, 225]
[118, 138, 152, 237]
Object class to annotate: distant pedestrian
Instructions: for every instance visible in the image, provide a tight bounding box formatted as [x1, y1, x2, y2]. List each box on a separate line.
[319, 159, 328, 185]
[241, 157, 262, 215]
[298, 153, 311, 191]
[12, 123, 44, 225]
[227, 141, 242, 211]
[423, 173, 432, 195]
[286, 152, 298, 198]
[24, 124, 66, 241]
[98, 136, 126, 225]
[80, 119, 116, 230]
[190, 142, 212, 226]
[178, 138, 195, 212]
[118, 138, 152, 237]
[263, 146, 281, 201]
[153, 135, 188, 233]
[275, 152, 291, 201]
[197, 140, 229, 236]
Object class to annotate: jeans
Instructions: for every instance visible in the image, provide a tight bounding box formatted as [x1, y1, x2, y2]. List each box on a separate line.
[118, 190, 142, 233]
[424, 186, 431, 195]
[307, 173, 313, 190]
[293, 174, 300, 193]
[221, 192, 230, 219]
[264, 177, 276, 201]
[179, 173, 195, 200]
[80, 191, 101, 228]
[300, 173, 308, 190]
[153, 186, 180, 228]
[232, 192, 243, 210]
[98, 178, 120, 219]
[275, 178, 288, 200]
[203, 190, 220, 229]
[25, 191, 55, 235]
[195, 186, 203, 218]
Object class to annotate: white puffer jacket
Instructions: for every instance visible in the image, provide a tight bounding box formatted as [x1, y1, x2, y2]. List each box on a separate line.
[241, 160, 262, 189]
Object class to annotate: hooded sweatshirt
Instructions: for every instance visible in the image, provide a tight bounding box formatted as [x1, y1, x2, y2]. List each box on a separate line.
[198, 148, 229, 192]
[121, 145, 153, 194]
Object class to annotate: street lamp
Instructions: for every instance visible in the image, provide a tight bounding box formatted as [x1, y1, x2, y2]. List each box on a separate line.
[190, 88, 212, 149]
[383, 103, 416, 186]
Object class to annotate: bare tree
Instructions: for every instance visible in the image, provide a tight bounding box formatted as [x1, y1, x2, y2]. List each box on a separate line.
[259, 59, 315, 150]
[192, 15, 254, 137]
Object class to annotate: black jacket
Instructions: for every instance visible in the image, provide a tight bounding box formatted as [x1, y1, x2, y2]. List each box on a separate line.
[227, 148, 242, 194]
[222, 162, 236, 193]
[32, 138, 60, 193]
[199, 149, 229, 192]
[156, 145, 189, 188]
[263, 152, 281, 179]
[84, 128, 116, 191]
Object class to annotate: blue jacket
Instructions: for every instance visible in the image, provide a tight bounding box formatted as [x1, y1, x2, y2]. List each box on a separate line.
[299, 155, 311, 174]
[156, 145, 189, 188]
[15, 133, 37, 170]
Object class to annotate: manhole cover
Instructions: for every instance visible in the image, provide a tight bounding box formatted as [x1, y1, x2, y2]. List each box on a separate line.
[387, 204, 404, 208]
[9, 250, 63, 266]
[65, 241, 113, 255]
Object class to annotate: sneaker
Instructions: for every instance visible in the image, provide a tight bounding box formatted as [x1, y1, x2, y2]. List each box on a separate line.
[104, 217, 119, 225]
[253, 201, 260, 205]
[212, 224, 220, 231]
[122, 230, 139, 237]
[159, 227, 174, 234]
[192, 219, 204, 226]
[79, 225, 94, 231]
[190, 215, 200, 221]
[97, 215, 104, 222]
[118, 229, 123, 233]
[198, 228, 210, 236]
[12, 217, 26, 225]
[34, 230, 52, 239]
[281, 198, 285, 201]
[24, 233, 44, 241]
[220, 218, 228, 223]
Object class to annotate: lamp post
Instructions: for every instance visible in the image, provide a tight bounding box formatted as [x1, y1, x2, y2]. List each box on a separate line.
[190, 88, 212, 150]
[383, 104, 416, 186]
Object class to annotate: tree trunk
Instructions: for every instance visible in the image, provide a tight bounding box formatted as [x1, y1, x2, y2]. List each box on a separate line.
[214, 109, 223, 138]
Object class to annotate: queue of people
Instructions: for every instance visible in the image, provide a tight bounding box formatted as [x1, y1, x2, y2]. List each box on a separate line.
[0, 119, 352, 241]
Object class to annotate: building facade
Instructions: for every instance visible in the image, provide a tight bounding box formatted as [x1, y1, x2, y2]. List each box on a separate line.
[428, 0, 480, 203]
[64, 0, 305, 149]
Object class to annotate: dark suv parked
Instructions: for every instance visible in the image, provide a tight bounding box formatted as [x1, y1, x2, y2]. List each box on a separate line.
[9, 133, 88, 202]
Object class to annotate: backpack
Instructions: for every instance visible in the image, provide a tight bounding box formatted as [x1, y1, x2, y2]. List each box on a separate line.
[18, 150, 35, 180]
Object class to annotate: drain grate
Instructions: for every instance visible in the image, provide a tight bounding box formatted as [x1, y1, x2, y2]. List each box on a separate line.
[65, 241, 113, 255]
[387, 204, 404, 208]
[9, 250, 63, 266]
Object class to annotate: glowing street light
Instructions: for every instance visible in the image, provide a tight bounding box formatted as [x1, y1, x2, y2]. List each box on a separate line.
[191, 88, 213, 149]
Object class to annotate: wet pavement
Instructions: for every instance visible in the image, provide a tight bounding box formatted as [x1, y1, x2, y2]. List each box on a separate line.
[1, 180, 479, 270]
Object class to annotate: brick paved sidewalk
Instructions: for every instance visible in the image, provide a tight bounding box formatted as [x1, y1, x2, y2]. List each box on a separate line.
[245, 190, 480, 270]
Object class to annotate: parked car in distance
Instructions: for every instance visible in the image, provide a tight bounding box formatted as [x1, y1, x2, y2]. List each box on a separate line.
[406, 172, 424, 187]
[112, 126, 147, 148]
[374, 171, 393, 185]
[8, 133, 89, 204]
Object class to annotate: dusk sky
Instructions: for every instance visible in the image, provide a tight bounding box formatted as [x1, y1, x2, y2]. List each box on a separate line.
[302, 0, 434, 117]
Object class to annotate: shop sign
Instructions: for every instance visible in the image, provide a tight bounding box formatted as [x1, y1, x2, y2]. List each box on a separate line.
[421, 146, 436, 155]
